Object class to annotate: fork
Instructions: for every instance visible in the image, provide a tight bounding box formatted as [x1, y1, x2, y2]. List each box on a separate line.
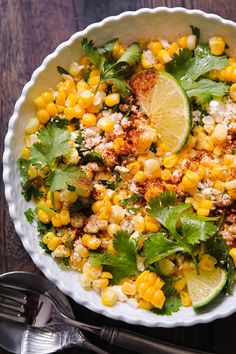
[0, 283, 212, 354]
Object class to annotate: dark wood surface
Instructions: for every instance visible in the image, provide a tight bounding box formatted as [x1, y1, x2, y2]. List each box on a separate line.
[0, 1, 236, 353]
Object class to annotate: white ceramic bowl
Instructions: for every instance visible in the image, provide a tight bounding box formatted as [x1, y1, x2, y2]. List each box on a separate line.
[3, 7, 236, 327]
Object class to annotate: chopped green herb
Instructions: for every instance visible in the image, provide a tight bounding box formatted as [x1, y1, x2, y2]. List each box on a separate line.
[24, 208, 36, 224]
[127, 207, 142, 215]
[81, 68, 91, 82]
[190, 25, 200, 39]
[36, 205, 56, 216]
[48, 116, 69, 129]
[150, 142, 157, 153]
[57, 66, 70, 75]
[120, 193, 144, 206]
[80, 151, 104, 165]
[55, 257, 70, 268]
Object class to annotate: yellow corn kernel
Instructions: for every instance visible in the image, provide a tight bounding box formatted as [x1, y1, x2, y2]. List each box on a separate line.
[42, 232, 56, 245]
[38, 210, 51, 224]
[144, 215, 160, 232]
[213, 181, 225, 192]
[163, 154, 179, 168]
[178, 36, 188, 48]
[73, 104, 85, 119]
[46, 102, 58, 116]
[160, 169, 172, 181]
[97, 117, 114, 133]
[212, 124, 227, 143]
[154, 63, 165, 71]
[64, 79, 76, 94]
[56, 89, 66, 106]
[134, 171, 147, 183]
[180, 291, 192, 307]
[209, 36, 225, 56]
[213, 146, 223, 156]
[110, 205, 125, 224]
[102, 288, 118, 306]
[229, 83, 236, 101]
[88, 75, 100, 87]
[69, 61, 81, 76]
[87, 236, 101, 250]
[199, 254, 217, 271]
[197, 208, 210, 217]
[228, 189, 236, 200]
[92, 200, 104, 214]
[186, 35, 197, 51]
[113, 137, 125, 153]
[107, 223, 120, 237]
[60, 190, 78, 204]
[80, 90, 95, 108]
[143, 286, 156, 302]
[225, 179, 236, 190]
[81, 234, 91, 247]
[24, 117, 40, 134]
[121, 282, 136, 296]
[157, 49, 172, 64]
[138, 299, 153, 310]
[147, 41, 163, 55]
[133, 215, 145, 233]
[101, 272, 113, 279]
[151, 289, 166, 309]
[199, 200, 213, 209]
[167, 42, 179, 56]
[141, 52, 153, 69]
[112, 191, 128, 205]
[76, 80, 89, 93]
[182, 170, 200, 189]
[97, 81, 108, 92]
[47, 237, 63, 251]
[63, 107, 75, 120]
[79, 55, 90, 65]
[67, 125, 76, 132]
[34, 96, 46, 110]
[51, 213, 63, 227]
[28, 166, 38, 178]
[83, 263, 103, 280]
[144, 159, 161, 179]
[112, 41, 125, 59]
[105, 93, 120, 107]
[159, 259, 175, 275]
[36, 109, 50, 124]
[60, 210, 70, 225]
[174, 278, 187, 292]
[126, 161, 140, 175]
[81, 113, 97, 127]
[224, 154, 235, 166]
[22, 147, 30, 160]
[93, 278, 109, 289]
[197, 165, 206, 179]
[66, 93, 78, 107]
[229, 248, 236, 265]
[42, 91, 53, 104]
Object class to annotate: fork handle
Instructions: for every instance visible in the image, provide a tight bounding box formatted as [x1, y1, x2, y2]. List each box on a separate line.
[100, 326, 212, 354]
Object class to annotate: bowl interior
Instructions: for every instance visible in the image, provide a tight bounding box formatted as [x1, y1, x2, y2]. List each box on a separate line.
[4, 8, 236, 327]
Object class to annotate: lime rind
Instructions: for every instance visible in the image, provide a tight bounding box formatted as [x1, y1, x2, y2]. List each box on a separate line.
[185, 268, 227, 309]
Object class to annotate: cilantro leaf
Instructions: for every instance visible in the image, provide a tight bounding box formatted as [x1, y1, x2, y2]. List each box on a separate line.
[46, 165, 88, 192]
[120, 193, 144, 206]
[81, 38, 102, 68]
[80, 151, 104, 165]
[127, 207, 142, 215]
[181, 214, 218, 245]
[153, 279, 181, 315]
[143, 232, 184, 265]
[206, 236, 235, 295]
[30, 126, 71, 168]
[24, 208, 36, 224]
[48, 116, 69, 129]
[98, 38, 118, 55]
[106, 77, 130, 97]
[17, 157, 43, 201]
[186, 79, 229, 101]
[117, 42, 142, 66]
[90, 230, 139, 284]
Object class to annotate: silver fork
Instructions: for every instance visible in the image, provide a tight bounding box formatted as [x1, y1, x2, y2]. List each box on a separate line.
[0, 283, 212, 354]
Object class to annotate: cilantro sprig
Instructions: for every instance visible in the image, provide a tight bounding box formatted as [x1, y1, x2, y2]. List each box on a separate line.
[144, 191, 219, 265]
[90, 230, 139, 284]
[81, 38, 141, 96]
[166, 44, 229, 101]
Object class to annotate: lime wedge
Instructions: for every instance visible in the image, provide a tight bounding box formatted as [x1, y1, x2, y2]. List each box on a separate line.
[184, 267, 227, 309]
[130, 70, 191, 152]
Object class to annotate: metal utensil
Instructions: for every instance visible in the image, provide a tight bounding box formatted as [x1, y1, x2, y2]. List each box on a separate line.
[0, 276, 212, 354]
[0, 272, 108, 354]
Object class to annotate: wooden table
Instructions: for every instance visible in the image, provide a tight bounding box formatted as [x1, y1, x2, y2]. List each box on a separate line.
[0, 1, 235, 353]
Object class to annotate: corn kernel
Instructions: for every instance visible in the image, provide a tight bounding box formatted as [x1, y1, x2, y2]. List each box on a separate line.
[160, 169, 172, 181]
[47, 237, 63, 251]
[112, 41, 125, 59]
[141, 52, 153, 69]
[178, 36, 188, 48]
[167, 42, 179, 56]
[38, 210, 51, 224]
[209, 36, 225, 56]
[88, 75, 100, 87]
[97, 117, 114, 133]
[151, 289, 166, 309]
[76, 80, 89, 93]
[102, 288, 118, 306]
[105, 93, 120, 107]
[163, 154, 179, 168]
[144, 215, 160, 232]
[110, 205, 125, 224]
[87, 236, 101, 250]
[138, 299, 153, 310]
[66, 93, 78, 107]
[80, 90, 95, 108]
[60, 210, 70, 225]
[46, 102, 58, 116]
[180, 291, 192, 307]
[93, 278, 109, 289]
[144, 159, 161, 179]
[229, 83, 236, 101]
[121, 282, 136, 296]
[101, 272, 113, 279]
[64, 79, 75, 95]
[24, 117, 40, 134]
[182, 170, 200, 189]
[51, 213, 63, 227]
[199, 254, 217, 271]
[133, 215, 145, 233]
[223, 154, 235, 166]
[134, 171, 147, 183]
[21, 147, 30, 160]
[34, 96, 46, 110]
[28, 166, 38, 178]
[56, 89, 66, 106]
[187, 35, 197, 51]
[212, 124, 227, 143]
[159, 259, 175, 275]
[81, 113, 97, 127]
[73, 104, 85, 119]
[157, 49, 172, 64]
[126, 161, 140, 175]
[63, 107, 75, 120]
[107, 223, 120, 237]
[69, 61, 81, 76]
[42, 232, 56, 245]
[199, 200, 213, 209]
[37, 109, 50, 124]
[225, 179, 236, 190]
[174, 278, 187, 292]
[197, 208, 210, 216]
[229, 248, 236, 265]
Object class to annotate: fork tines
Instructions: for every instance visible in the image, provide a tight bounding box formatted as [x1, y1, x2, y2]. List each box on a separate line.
[0, 285, 27, 323]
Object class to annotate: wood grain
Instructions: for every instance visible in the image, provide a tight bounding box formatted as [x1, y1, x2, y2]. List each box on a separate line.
[1, 1, 236, 354]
